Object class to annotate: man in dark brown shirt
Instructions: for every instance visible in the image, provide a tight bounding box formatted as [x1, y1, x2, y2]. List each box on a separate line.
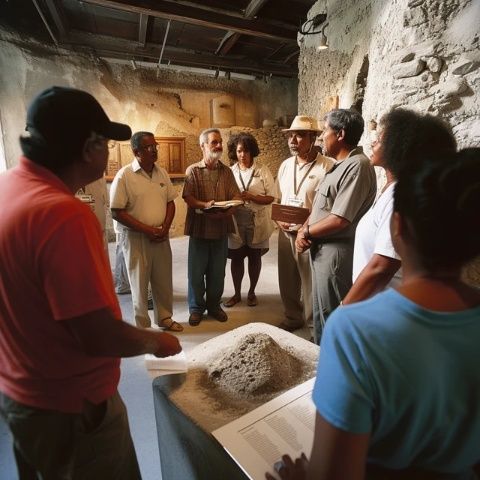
[183, 128, 241, 326]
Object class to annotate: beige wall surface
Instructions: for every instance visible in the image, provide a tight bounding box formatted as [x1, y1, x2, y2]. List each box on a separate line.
[0, 29, 297, 239]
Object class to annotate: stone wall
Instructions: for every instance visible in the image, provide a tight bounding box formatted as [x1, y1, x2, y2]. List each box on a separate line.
[219, 126, 290, 176]
[0, 28, 296, 239]
[299, 0, 480, 149]
[299, 0, 480, 284]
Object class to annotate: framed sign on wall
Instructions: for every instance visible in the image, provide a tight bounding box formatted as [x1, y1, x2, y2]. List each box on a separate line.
[105, 137, 186, 181]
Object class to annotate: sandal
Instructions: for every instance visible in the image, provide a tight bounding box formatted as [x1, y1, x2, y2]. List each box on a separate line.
[223, 295, 241, 308]
[247, 294, 257, 307]
[159, 318, 184, 332]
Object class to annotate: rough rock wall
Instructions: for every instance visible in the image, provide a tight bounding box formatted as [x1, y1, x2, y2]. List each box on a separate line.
[219, 125, 290, 177]
[299, 0, 480, 285]
[299, 0, 479, 148]
[0, 29, 296, 238]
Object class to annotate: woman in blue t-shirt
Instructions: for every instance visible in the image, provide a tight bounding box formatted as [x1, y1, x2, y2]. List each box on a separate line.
[267, 148, 480, 480]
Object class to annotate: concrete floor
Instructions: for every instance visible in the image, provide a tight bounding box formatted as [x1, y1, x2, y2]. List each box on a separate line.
[0, 231, 310, 480]
[153, 232, 310, 352]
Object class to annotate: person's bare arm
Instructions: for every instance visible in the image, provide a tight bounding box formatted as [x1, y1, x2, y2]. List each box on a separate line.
[183, 195, 239, 219]
[241, 191, 274, 205]
[266, 412, 370, 480]
[183, 194, 214, 209]
[295, 214, 350, 253]
[342, 254, 401, 305]
[153, 200, 176, 241]
[64, 307, 181, 358]
[111, 208, 162, 241]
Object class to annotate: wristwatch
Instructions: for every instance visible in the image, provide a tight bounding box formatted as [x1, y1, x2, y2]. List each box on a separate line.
[303, 224, 311, 240]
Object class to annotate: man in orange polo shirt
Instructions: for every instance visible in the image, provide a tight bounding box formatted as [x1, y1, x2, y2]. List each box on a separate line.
[0, 86, 181, 479]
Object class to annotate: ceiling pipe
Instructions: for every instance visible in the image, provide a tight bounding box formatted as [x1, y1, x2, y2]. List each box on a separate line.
[31, 0, 58, 45]
[158, 19, 171, 66]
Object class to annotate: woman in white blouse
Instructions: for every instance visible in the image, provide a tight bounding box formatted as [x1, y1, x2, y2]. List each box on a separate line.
[223, 132, 275, 308]
[343, 108, 457, 304]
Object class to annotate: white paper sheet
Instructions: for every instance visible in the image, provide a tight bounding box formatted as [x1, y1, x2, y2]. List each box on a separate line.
[212, 378, 316, 480]
[144, 350, 187, 375]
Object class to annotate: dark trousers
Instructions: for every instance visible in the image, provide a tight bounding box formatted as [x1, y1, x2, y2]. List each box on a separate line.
[0, 390, 141, 480]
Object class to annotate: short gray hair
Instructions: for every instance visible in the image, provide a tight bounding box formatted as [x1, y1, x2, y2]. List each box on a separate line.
[131, 131, 154, 151]
[199, 128, 221, 146]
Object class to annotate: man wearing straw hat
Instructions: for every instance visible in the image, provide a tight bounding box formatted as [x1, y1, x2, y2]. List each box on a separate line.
[274, 115, 333, 334]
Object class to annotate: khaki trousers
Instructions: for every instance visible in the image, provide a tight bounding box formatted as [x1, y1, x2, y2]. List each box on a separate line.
[277, 229, 313, 329]
[121, 230, 173, 328]
[311, 241, 353, 344]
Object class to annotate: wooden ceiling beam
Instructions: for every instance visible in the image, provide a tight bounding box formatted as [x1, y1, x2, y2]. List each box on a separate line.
[216, 0, 269, 56]
[215, 31, 240, 56]
[82, 0, 297, 42]
[66, 30, 297, 76]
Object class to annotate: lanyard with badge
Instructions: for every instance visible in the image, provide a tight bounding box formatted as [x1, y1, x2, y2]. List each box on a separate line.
[238, 168, 255, 205]
[286, 158, 316, 207]
[75, 188, 95, 212]
[238, 168, 255, 192]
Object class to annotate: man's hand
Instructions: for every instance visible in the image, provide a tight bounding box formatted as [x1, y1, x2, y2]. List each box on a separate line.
[240, 190, 254, 202]
[145, 226, 166, 242]
[153, 332, 182, 357]
[205, 207, 236, 220]
[295, 228, 311, 253]
[277, 222, 298, 235]
[265, 453, 308, 480]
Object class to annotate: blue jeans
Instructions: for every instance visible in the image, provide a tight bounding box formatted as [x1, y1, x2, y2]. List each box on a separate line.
[188, 236, 228, 313]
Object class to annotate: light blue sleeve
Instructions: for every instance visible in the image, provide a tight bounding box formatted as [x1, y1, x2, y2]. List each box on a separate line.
[312, 309, 375, 434]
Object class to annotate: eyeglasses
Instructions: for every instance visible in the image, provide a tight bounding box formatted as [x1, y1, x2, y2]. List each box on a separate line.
[140, 144, 158, 152]
[88, 133, 117, 149]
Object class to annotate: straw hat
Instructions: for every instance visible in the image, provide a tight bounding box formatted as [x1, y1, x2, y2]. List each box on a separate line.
[282, 115, 321, 132]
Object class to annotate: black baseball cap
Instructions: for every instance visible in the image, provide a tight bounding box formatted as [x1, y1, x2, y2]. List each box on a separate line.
[26, 86, 131, 147]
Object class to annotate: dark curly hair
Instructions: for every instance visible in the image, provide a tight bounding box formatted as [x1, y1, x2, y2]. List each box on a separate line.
[394, 148, 480, 270]
[227, 132, 260, 165]
[380, 109, 456, 178]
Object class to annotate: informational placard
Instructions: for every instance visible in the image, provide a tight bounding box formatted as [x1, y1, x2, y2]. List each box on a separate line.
[271, 203, 310, 225]
[213, 378, 316, 480]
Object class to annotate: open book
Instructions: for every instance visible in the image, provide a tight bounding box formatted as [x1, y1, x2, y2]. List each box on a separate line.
[212, 378, 316, 479]
[203, 199, 244, 211]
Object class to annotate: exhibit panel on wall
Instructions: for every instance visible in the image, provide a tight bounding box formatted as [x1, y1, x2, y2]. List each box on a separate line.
[105, 137, 186, 180]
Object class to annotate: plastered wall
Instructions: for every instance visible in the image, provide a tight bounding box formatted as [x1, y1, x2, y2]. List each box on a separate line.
[299, 0, 480, 284]
[0, 29, 296, 238]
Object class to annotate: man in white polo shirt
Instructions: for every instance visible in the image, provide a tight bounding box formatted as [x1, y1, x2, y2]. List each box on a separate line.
[110, 131, 182, 331]
[274, 116, 333, 334]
